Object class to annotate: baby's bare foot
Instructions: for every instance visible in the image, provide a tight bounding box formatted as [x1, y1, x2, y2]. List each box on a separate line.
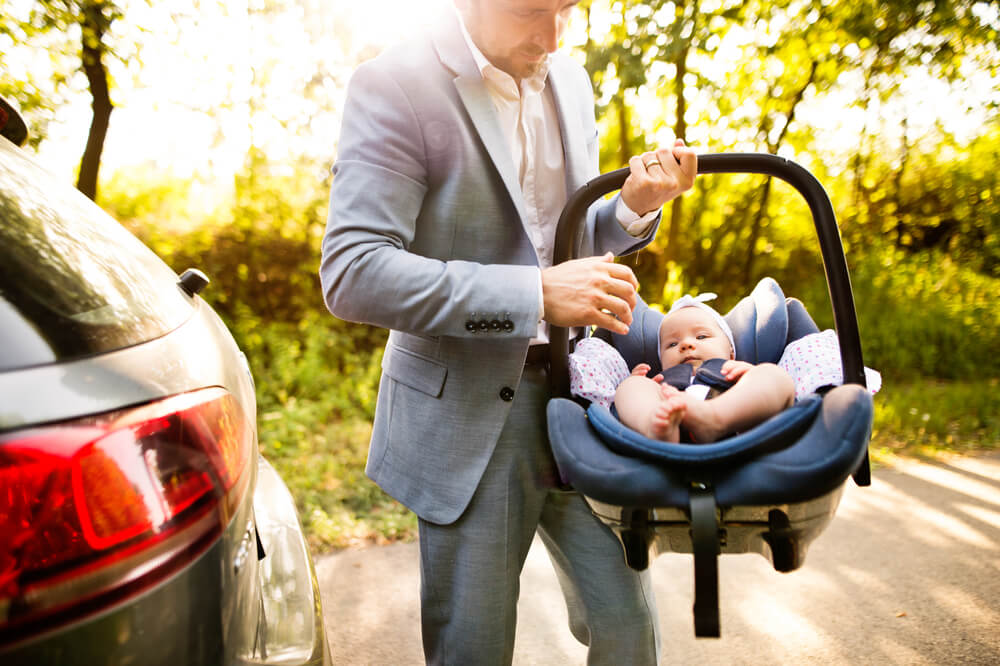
[648, 392, 686, 442]
[680, 398, 727, 443]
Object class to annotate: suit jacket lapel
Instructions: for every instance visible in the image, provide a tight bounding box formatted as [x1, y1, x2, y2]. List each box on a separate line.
[431, 11, 531, 229]
[547, 57, 592, 196]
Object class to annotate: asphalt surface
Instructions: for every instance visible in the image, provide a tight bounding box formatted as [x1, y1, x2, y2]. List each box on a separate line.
[316, 452, 1000, 664]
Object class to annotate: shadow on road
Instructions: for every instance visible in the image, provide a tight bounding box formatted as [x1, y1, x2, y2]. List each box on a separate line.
[317, 453, 1000, 664]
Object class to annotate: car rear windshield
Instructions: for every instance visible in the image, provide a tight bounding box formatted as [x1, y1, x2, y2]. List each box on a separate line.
[0, 139, 194, 371]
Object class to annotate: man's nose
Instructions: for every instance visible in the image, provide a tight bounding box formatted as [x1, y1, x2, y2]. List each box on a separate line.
[535, 13, 562, 52]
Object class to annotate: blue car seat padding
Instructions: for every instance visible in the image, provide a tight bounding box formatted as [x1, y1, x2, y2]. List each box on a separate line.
[546, 278, 874, 637]
[549, 385, 870, 507]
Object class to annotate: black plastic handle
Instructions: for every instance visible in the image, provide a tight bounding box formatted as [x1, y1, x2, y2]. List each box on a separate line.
[549, 153, 867, 401]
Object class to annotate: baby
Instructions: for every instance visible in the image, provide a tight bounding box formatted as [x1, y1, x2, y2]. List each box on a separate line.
[569, 294, 795, 443]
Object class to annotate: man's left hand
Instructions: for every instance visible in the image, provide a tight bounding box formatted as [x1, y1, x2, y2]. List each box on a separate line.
[620, 139, 697, 216]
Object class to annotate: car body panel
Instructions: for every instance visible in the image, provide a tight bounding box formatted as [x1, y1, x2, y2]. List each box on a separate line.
[1, 114, 330, 664]
[0, 298, 254, 434]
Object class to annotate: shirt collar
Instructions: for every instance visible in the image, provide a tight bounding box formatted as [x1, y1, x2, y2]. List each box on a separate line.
[454, 6, 550, 98]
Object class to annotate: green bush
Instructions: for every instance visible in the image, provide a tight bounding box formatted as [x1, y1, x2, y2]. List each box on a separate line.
[872, 378, 999, 459]
[788, 245, 1000, 381]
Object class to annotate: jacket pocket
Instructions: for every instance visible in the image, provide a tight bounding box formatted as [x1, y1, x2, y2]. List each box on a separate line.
[382, 344, 447, 398]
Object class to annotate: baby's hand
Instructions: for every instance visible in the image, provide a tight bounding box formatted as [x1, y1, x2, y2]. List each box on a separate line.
[630, 363, 664, 382]
[721, 360, 754, 382]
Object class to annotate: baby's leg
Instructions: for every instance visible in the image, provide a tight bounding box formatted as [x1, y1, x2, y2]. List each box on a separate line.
[683, 363, 795, 443]
[614, 376, 686, 442]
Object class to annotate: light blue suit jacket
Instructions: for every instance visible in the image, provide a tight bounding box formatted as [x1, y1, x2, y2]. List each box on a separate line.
[320, 10, 659, 524]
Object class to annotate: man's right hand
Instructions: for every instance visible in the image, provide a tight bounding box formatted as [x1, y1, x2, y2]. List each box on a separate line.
[541, 252, 638, 335]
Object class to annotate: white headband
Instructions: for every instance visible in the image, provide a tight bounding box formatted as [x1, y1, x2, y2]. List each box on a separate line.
[666, 293, 736, 356]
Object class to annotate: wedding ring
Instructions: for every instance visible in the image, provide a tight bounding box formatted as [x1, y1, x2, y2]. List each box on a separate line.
[644, 159, 660, 169]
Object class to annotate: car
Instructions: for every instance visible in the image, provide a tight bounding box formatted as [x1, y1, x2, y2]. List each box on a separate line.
[0, 97, 331, 665]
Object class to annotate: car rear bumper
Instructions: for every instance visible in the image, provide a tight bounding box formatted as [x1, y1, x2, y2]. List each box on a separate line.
[246, 455, 331, 665]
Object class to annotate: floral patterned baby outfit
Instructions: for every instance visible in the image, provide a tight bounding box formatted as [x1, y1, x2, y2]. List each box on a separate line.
[777, 329, 882, 401]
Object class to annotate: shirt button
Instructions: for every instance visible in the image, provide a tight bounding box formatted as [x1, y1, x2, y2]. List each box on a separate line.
[499, 386, 515, 402]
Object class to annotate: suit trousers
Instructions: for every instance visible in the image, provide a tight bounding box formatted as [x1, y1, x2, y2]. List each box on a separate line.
[417, 364, 661, 665]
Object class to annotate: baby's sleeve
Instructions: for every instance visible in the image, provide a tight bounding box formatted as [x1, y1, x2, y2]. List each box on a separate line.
[779, 330, 882, 401]
[568, 337, 631, 408]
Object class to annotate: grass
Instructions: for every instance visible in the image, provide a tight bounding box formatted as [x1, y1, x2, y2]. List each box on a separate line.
[257, 396, 417, 552]
[869, 376, 999, 464]
[260, 377, 999, 553]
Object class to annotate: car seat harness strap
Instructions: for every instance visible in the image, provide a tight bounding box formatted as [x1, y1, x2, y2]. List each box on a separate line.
[689, 480, 722, 638]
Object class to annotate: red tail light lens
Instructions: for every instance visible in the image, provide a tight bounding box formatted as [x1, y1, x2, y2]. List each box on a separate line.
[0, 387, 253, 643]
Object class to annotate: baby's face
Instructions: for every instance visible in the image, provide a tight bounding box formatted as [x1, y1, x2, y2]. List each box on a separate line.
[658, 307, 733, 369]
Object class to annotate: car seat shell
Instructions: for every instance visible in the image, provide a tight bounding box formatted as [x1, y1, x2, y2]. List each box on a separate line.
[544, 154, 875, 637]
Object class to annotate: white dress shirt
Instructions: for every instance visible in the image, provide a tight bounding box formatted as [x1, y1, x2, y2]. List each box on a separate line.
[457, 15, 656, 342]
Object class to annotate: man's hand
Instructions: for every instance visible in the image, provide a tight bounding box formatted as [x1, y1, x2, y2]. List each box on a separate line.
[541, 252, 638, 335]
[621, 138, 697, 216]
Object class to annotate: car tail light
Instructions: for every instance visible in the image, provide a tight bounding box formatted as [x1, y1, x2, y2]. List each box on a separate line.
[0, 387, 253, 644]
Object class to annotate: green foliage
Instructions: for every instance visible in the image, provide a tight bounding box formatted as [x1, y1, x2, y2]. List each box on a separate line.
[255, 381, 415, 551]
[782, 245, 1000, 381]
[840, 127, 1000, 278]
[871, 378, 1000, 461]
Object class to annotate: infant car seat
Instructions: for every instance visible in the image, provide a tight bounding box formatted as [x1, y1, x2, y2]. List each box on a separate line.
[545, 154, 874, 637]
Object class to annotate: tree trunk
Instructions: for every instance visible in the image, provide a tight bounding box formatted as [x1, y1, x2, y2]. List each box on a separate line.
[743, 60, 817, 284]
[616, 93, 632, 168]
[664, 40, 689, 269]
[77, 7, 112, 201]
[664, 0, 696, 269]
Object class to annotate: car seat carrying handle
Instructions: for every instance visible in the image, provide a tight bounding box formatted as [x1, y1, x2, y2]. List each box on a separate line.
[552, 155, 865, 389]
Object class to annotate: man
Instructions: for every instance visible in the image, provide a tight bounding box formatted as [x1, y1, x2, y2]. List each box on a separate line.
[321, 0, 697, 662]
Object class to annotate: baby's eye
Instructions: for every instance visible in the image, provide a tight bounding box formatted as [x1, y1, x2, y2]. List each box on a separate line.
[697, 334, 709, 340]
[666, 342, 678, 348]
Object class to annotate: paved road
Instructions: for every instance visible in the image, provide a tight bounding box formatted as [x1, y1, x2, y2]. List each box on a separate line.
[316, 453, 1000, 664]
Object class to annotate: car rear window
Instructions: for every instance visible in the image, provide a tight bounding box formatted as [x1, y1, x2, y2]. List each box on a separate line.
[0, 138, 194, 371]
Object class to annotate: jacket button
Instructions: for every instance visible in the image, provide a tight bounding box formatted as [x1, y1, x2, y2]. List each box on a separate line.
[490, 319, 502, 331]
[502, 319, 514, 332]
[465, 320, 477, 332]
[478, 319, 490, 332]
[499, 386, 515, 402]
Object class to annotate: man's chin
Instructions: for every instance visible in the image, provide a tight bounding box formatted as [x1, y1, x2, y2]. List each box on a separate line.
[507, 60, 544, 80]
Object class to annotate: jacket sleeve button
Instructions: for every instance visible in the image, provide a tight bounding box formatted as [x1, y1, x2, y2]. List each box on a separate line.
[499, 386, 515, 401]
[490, 319, 502, 331]
[478, 319, 490, 332]
[466, 320, 477, 332]
[502, 319, 514, 332]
